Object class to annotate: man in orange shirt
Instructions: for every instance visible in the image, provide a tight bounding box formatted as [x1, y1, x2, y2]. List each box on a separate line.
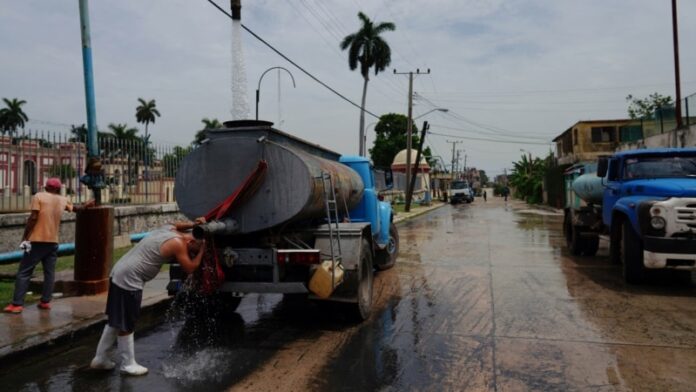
[3, 178, 94, 314]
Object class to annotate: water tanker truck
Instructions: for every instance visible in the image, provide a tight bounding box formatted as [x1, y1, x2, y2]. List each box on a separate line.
[564, 148, 696, 283]
[167, 120, 398, 320]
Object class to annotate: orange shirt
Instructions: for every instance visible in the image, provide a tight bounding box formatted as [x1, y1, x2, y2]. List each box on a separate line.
[28, 192, 73, 244]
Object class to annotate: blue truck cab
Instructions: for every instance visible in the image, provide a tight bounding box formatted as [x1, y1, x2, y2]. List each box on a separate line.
[339, 155, 399, 270]
[597, 148, 696, 282]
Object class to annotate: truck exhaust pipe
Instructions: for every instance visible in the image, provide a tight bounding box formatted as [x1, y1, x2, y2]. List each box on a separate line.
[193, 219, 240, 239]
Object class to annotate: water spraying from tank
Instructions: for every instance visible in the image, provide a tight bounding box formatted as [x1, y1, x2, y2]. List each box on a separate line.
[230, 0, 250, 120]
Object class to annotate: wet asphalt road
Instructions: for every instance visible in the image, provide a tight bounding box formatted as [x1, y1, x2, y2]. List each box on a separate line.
[2, 196, 696, 391]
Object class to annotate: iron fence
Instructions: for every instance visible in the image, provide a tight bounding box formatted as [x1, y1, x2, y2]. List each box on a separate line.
[638, 93, 696, 138]
[0, 129, 191, 212]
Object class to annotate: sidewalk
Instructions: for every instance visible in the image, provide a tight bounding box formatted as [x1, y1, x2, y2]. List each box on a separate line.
[0, 272, 170, 364]
[0, 202, 446, 364]
[393, 201, 446, 224]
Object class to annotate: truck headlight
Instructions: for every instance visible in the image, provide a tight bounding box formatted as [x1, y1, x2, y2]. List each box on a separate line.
[650, 216, 666, 230]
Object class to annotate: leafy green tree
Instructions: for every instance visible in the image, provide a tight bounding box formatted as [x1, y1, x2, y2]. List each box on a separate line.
[108, 123, 139, 141]
[108, 123, 140, 185]
[135, 98, 161, 138]
[194, 118, 222, 146]
[508, 153, 553, 204]
[341, 12, 395, 156]
[626, 93, 673, 119]
[162, 146, 191, 177]
[0, 98, 28, 133]
[69, 123, 112, 147]
[368, 113, 431, 168]
[479, 170, 489, 187]
[46, 163, 77, 183]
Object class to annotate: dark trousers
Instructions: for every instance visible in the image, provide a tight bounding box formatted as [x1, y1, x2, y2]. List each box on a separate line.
[12, 242, 59, 306]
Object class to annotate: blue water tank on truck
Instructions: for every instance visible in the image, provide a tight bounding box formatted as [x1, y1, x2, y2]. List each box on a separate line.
[564, 148, 696, 283]
[168, 120, 398, 320]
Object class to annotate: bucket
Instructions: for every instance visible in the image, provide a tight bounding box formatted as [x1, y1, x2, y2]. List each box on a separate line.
[309, 260, 344, 299]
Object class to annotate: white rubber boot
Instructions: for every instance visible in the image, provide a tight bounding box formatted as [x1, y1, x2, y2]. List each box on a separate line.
[90, 325, 117, 370]
[117, 334, 148, 376]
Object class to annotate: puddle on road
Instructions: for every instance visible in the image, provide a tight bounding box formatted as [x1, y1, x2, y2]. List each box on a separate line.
[1, 202, 695, 391]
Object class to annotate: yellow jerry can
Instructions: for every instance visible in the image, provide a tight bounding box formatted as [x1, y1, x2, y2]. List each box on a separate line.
[309, 260, 344, 299]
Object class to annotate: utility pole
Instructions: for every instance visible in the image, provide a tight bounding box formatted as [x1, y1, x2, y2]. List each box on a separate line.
[464, 154, 468, 181]
[672, 0, 683, 128]
[447, 140, 460, 181]
[75, 0, 112, 296]
[394, 68, 430, 212]
[406, 121, 429, 211]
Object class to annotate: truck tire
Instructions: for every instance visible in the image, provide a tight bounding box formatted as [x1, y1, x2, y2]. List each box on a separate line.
[565, 221, 584, 256]
[349, 238, 374, 321]
[622, 222, 646, 284]
[584, 236, 599, 256]
[609, 220, 623, 264]
[375, 223, 399, 271]
[211, 292, 243, 314]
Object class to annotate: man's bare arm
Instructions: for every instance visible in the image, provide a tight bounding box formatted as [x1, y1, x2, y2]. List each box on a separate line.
[22, 211, 39, 241]
[173, 217, 206, 232]
[164, 238, 206, 274]
[72, 199, 96, 212]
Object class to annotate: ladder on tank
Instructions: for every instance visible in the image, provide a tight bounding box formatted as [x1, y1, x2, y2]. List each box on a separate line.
[320, 172, 343, 288]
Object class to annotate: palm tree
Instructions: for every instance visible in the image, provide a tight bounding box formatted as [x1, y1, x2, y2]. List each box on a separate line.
[108, 123, 140, 187]
[340, 12, 395, 156]
[135, 98, 161, 139]
[0, 98, 29, 134]
[194, 118, 222, 146]
[108, 123, 139, 141]
[0, 98, 29, 188]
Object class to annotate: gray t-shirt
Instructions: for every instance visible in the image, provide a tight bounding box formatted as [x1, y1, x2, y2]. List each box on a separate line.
[110, 226, 180, 291]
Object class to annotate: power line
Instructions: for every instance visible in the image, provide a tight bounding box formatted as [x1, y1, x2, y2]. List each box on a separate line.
[205, 0, 380, 119]
[430, 131, 553, 146]
[431, 123, 552, 141]
[289, 0, 405, 101]
[415, 93, 554, 139]
[415, 80, 696, 98]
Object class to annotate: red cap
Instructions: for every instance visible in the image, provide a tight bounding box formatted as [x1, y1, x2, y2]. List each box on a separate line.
[45, 178, 62, 190]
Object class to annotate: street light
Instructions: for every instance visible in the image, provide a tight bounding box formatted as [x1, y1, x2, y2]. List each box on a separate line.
[414, 108, 448, 120]
[256, 66, 296, 121]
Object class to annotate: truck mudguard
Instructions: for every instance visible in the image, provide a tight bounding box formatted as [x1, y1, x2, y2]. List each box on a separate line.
[377, 201, 393, 245]
[612, 195, 657, 235]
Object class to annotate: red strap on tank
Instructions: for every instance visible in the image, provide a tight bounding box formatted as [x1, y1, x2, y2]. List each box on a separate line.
[198, 160, 268, 295]
[199, 238, 226, 295]
[204, 160, 268, 221]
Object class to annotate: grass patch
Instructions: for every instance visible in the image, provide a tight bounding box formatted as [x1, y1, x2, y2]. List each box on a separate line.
[0, 245, 136, 306]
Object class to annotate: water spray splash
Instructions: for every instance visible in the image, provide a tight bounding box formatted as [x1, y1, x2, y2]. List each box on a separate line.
[231, 20, 250, 120]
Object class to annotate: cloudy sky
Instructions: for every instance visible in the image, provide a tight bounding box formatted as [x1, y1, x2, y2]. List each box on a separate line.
[2, 0, 695, 176]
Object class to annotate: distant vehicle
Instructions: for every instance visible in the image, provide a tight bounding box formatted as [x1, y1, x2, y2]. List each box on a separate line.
[564, 148, 696, 283]
[449, 180, 474, 204]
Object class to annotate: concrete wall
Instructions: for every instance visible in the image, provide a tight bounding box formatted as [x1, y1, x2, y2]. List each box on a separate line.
[0, 203, 186, 253]
[618, 123, 696, 151]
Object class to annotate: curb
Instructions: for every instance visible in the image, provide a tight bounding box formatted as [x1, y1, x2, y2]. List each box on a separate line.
[0, 291, 171, 368]
[0, 202, 448, 366]
[393, 202, 447, 225]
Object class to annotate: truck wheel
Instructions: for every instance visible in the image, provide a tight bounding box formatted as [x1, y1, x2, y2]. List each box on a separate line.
[609, 220, 622, 264]
[349, 238, 374, 321]
[584, 236, 599, 256]
[622, 222, 646, 284]
[566, 221, 585, 256]
[211, 292, 243, 313]
[375, 223, 399, 271]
